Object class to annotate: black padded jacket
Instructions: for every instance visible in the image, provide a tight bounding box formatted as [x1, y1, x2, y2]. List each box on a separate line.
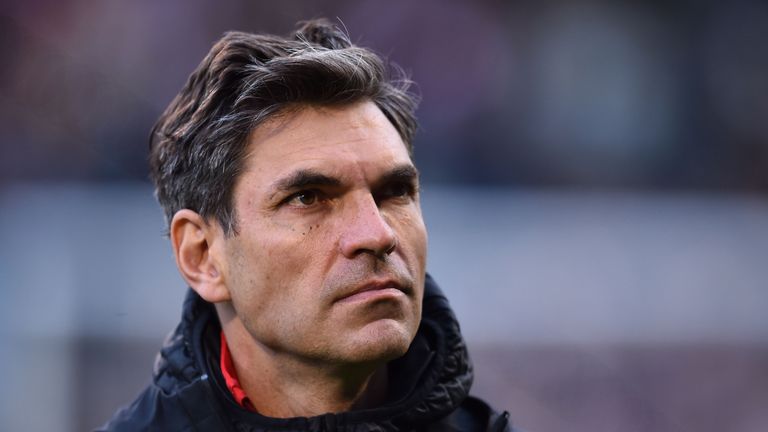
[99, 275, 516, 431]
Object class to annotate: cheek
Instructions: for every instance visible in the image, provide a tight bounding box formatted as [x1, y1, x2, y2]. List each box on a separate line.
[393, 209, 428, 258]
[226, 241, 313, 344]
[225, 231, 290, 307]
[233, 225, 327, 306]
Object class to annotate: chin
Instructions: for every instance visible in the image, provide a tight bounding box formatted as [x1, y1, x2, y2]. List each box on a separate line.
[343, 319, 416, 364]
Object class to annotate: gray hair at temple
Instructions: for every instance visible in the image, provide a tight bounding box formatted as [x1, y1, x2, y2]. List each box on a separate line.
[149, 19, 419, 236]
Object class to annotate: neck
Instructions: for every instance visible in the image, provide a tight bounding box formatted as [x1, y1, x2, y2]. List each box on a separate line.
[216, 303, 388, 418]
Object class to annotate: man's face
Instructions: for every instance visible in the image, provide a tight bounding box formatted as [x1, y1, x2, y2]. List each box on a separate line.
[220, 101, 427, 366]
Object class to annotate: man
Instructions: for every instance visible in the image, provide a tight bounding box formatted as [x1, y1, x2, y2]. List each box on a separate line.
[101, 19, 513, 432]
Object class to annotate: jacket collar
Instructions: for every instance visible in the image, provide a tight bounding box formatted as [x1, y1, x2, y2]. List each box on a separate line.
[152, 273, 474, 430]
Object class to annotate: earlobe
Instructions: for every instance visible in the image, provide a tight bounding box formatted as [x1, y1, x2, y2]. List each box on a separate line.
[170, 209, 231, 303]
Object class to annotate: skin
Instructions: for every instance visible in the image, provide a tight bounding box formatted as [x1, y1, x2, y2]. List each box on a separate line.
[170, 101, 428, 417]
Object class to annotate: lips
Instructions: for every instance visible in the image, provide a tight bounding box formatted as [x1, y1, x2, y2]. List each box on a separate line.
[335, 279, 410, 303]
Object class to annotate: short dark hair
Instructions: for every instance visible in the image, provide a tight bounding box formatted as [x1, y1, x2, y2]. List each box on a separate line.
[149, 19, 419, 235]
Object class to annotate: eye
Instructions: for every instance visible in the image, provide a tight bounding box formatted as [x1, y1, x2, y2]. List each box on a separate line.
[388, 183, 409, 197]
[380, 182, 416, 201]
[286, 190, 321, 207]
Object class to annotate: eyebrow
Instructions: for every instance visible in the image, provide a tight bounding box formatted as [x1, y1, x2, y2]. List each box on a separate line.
[269, 164, 419, 196]
[270, 169, 343, 196]
[376, 164, 420, 189]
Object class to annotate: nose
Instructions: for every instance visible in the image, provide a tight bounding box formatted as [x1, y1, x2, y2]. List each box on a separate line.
[339, 193, 397, 259]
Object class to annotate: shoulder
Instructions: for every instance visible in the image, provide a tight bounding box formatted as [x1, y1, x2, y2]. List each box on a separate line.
[95, 376, 229, 432]
[95, 384, 164, 432]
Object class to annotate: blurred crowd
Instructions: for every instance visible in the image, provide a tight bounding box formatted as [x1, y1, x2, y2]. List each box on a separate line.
[3, 2, 768, 431]
[2, 0, 767, 190]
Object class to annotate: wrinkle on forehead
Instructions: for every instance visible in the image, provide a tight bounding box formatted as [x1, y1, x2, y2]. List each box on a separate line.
[241, 102, 410, 184]
[246, 102, 403, 156]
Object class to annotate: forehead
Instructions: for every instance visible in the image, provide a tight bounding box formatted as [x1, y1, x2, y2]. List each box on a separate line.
[241, 101, 412, 181]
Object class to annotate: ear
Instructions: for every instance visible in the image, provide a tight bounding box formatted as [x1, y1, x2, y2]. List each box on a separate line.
[170, 209, 231, 303]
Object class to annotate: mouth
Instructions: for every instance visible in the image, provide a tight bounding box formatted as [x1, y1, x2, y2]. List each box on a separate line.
[335, 279, 411, 304]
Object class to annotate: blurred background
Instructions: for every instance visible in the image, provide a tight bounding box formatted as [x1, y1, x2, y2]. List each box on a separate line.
[1, 0, 767, 431]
